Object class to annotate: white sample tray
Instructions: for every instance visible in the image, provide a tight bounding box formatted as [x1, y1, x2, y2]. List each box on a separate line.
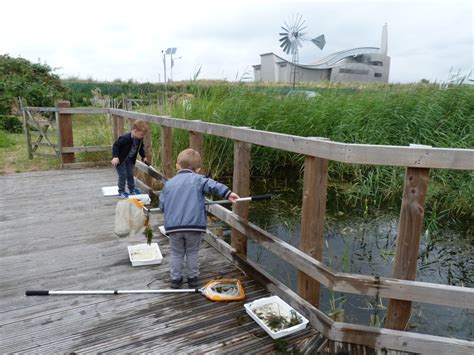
[244, 295, 309, 339]
[158, 225, 169, 238]
[127, 243, 163, 266]
[101, 186, 119, 196]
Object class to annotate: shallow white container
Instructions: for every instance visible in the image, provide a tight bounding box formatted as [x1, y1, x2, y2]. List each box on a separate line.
[244, 295, 309, 339]
[101, 186, 119, 196]
[127, 243, 163, 266]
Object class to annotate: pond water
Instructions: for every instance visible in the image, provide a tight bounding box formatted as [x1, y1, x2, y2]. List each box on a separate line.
[219, 172, 473, 341]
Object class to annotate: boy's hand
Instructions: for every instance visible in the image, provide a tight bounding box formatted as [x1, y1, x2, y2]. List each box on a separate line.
[111, 157, 120, 166]
[227, 192, 240, 203]
[143, 157, 149, 165]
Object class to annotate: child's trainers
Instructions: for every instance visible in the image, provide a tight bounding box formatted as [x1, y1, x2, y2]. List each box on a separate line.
[170, 278, 183, 289]
[118, 192, 129, 199]
[129, 188, 141, 195]
[187, 277, 199, 288]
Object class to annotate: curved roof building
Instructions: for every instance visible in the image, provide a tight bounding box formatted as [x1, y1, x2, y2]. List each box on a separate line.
[253, 24, 390, 83]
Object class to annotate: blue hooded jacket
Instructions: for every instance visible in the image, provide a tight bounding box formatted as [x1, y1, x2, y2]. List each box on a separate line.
[159, 169, 231, 234]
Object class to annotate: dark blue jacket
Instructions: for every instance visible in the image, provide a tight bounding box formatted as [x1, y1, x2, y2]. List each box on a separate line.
[159, 170, 231, 234]
[112, 132, 146, 165]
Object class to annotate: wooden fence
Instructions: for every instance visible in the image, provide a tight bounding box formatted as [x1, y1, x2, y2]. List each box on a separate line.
[22, 102, 474, 354]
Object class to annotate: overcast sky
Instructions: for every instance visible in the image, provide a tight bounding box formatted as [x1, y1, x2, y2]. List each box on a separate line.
[1, 0, 472, 83]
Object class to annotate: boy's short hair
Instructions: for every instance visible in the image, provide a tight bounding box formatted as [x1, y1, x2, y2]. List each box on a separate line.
[177, 148, 202, 171]
[133, 119, 148, 133]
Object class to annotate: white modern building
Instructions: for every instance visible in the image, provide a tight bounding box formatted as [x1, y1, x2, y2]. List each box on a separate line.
[253, 24, 390, 83]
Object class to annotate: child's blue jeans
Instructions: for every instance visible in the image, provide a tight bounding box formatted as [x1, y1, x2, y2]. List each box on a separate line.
[116, 159, 135, 194]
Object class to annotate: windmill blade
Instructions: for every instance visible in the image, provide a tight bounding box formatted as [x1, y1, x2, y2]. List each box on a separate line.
[311, 34, 326, 50]
[281, 26, 289, 32]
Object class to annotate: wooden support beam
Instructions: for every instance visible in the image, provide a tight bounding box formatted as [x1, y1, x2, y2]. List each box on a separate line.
[189, 126, 204, 174]
[231, 140, 251, 256]
[143, 121, 153, 187]
[385, 166, 430, 330]
[57, 101, 74, 164]
[112, 114, 124, 140]
[298, 152, 329, 307]
[160, 126, 173, 179]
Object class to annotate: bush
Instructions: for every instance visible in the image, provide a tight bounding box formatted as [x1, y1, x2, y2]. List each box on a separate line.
[0, 115, 23, 133]
[0, 54, 69, 115]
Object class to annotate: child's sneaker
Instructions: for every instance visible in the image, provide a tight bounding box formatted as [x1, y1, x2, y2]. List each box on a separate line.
[170, 278, 183, 289]
[187, 277, 199, 288]
[129, 188, 141, 195]
[118, 192, 129, 199]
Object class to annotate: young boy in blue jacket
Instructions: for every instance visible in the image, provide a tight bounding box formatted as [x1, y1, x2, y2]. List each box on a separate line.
[159, 148, 239, 288]
[111, 119, 149, 198]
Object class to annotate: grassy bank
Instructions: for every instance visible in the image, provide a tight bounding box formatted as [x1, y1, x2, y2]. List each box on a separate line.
[141, 83, 473, 228]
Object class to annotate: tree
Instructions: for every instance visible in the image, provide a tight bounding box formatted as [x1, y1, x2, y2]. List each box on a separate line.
[0, 54, 68, 115]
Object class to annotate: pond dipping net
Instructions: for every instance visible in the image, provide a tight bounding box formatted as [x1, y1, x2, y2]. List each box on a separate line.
[201, 279, 245, 301]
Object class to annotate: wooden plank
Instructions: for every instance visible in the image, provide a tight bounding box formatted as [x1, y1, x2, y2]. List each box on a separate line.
[30, 142, 59, 148]
[206, 204, 474, 309]
[21, 106, 33, 159]
[142, 121, 153, 187]
[205, 232, 474, 354]
[298, 152, 329, 307]
[61, 145, 111, 153]
[134, 177, 157, 198]
[57, 101, 74, 164]
[109, 109, 474, 170]
[57, 107, 109, 114]
[31, 152, 58, 159]
[160, 126, 173, 178]
[62, 161, 110, 169]
[231, 140, 251, 256]
[189, 128, 204, 174]
[135, 160, 167, 183]
[23, 106, 59, 112]
[385, 166, 430, 330]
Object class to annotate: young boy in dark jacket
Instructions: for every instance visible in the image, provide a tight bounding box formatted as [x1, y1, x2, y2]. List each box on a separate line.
[159, 148, 239, 288]
[111, 119, 149, 198]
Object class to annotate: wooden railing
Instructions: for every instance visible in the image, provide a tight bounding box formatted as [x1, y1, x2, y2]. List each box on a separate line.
[24, 103, 474, 354]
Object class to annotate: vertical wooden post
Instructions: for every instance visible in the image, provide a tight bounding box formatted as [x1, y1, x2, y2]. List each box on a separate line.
[385, 166, 430, 330]
[231, 140, 251, 256]
[20, 100, 33, 159]
[161, 126, 173, 178]
[189, 124, 204, 174]
[112, 114, 124, 140]
[57, 101, 74, 164]
[143, 122, 153, 186]
[297, 147, 329, 307]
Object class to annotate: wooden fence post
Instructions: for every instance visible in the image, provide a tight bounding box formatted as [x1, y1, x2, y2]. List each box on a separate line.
[189, 123, 204, 174]
[161, 126, 173, 178]
[57, 101, 74, 164]
[143, 122, 153, 186]
[231, 140, 251, 256]
[112, 114, 124, 140]
[385, 165, 430, 330]
[297, 139, 329, 307]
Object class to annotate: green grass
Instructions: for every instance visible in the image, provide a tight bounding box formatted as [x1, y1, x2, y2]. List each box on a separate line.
[141, 82, 473, 227]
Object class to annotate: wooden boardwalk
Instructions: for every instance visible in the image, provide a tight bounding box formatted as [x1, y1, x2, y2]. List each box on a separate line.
[0, 168, 323, 353]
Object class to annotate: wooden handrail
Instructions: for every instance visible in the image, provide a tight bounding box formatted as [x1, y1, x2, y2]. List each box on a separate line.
[206, 203, 474, 310]
[109, 108, 474, 170]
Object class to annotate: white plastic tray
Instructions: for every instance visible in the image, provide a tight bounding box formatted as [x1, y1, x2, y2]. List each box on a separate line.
[158, 225, 169, 238]
[127, 243, 163, 266]
[244, 295, 309, 339]
[101, 186, 119, 196]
